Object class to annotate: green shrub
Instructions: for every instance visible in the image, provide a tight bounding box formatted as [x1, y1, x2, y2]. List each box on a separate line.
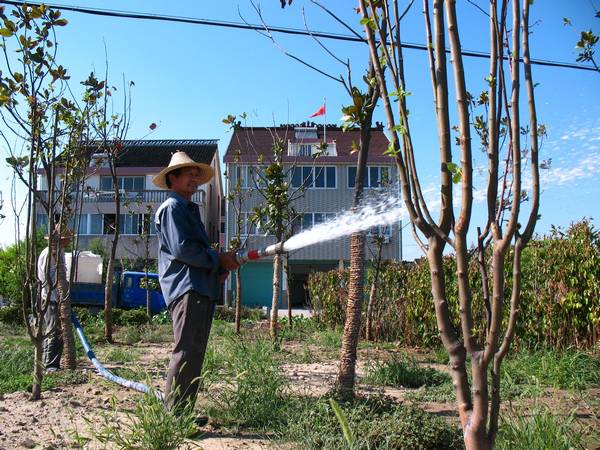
[285, 395, 463, 450]
[496, 407, 586, 450]
[0, 305, 23, 325]
[214, 305, 266, 322]
[363, 354, 450, 388]
[113, 308, 149, 326]
[308, 219, 600, 349]
[308, 269, 348, 329]
[151, 310, 171, 325]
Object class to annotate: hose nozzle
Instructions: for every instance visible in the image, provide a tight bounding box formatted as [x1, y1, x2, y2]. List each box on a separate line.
[234, 241, 285, 265]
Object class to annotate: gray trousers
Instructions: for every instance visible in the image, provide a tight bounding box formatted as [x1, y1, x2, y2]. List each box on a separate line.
[43, 302, 63, 369]
[165, 290, 215, 413]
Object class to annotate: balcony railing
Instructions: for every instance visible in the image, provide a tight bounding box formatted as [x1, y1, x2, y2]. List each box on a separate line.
[37, 190, 205, 204]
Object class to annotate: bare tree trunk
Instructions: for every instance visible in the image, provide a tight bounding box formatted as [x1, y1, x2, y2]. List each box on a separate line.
[56, 253, 76, 369]
[270, 253, 281, 339]
[145, 266, 151, 321]
[104, 249, 116, 342]
[31, 339, 44, 400]
[234, 268, 242, 334]
[335, 231, 366, 399]
[285, 254, 292, 326]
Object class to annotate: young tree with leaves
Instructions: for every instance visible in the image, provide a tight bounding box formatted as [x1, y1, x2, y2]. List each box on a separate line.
[0, 4, 92, 396]
[84, 73, 133, 342]
[359, 1, 541, 448]
[221, 137, 252, 334]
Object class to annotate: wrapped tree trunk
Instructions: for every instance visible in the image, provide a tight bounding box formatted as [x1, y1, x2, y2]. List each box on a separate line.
[234, 268, 242, 334]
[335, 231, 366, 399]
[270, 253, 282, 339]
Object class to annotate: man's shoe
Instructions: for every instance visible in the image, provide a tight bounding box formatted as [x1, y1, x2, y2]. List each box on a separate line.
[44, 367, 60, 373]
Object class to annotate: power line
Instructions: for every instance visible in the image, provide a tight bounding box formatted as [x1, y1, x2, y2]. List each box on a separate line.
[0, 0, 597, 72]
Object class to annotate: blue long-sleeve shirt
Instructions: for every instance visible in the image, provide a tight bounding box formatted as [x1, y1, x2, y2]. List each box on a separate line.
[155, 192, 221, 305]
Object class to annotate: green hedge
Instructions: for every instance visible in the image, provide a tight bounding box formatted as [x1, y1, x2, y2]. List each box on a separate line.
[308, 220, 600, 349]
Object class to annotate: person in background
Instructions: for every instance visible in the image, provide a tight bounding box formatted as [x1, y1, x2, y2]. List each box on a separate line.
[152, 151, 239, 416]
[37, 225, 72, 372]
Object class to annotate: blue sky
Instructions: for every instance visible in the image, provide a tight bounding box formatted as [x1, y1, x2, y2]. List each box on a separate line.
[0, 1, 598, 260]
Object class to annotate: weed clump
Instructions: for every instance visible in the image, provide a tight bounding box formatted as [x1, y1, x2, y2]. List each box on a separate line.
[496, 406, 587, 450]
[89, 392, 196, 450]
[285, 395, 463, 449]
[363, 354, 450, 388]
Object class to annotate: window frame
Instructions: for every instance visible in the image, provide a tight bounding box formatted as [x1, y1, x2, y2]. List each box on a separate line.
[347, 166, 390, 189]
[290, 166, 337, 189]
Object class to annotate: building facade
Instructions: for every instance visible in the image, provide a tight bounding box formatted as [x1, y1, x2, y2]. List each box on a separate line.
[37, 139, 224, 263]
[223, 123, 401, 308]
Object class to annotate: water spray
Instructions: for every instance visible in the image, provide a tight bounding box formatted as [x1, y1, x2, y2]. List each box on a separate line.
[234, 241, 286, 265]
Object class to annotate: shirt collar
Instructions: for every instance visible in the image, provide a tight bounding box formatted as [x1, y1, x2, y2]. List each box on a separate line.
[169, 191, 196, 208]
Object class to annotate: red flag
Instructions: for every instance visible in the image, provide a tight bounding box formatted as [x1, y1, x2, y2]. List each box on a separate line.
[309, 103, 326, 118]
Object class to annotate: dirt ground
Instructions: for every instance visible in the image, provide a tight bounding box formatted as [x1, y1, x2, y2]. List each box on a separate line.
[1, 336, 598, 449]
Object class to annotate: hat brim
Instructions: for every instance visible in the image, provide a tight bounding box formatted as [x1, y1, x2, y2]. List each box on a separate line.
[152, 162, 214, 189]
[44, 232, 75, 241]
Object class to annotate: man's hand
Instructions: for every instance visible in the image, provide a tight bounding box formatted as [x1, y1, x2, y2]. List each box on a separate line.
[219, 252, 240, 271]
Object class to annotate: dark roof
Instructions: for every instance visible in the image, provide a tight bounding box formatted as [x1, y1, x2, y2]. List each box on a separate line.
[223, 124, 392, 164]
[88, 139, 218, 167]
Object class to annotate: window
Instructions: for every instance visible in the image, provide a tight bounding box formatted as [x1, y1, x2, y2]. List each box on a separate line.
[76, 215, 87, 235]
[90, 214, 103, 235]
[347, 166, 390, 189]
[240, 212, 264, 235]
[368, 225, 392, 237]
[119, 214, 139, 235]
[298, 144, 312, 156]
[100, 176, 144, 192]
[296, 212, 336, 231]
[290, 166, 336, 189]
[139, 276, 161, 292]
[36, 213, 49, 232]
[236, 166, 264, 189]
[103, 214, 116, 235]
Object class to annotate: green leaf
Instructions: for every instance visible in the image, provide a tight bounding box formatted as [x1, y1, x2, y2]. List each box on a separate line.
[446, 162, 458, 173]
[384, 142, 399, 157]
[0, 28, 13, 37]
[392, 124, 406, 134]
[329, 399, 355, 446]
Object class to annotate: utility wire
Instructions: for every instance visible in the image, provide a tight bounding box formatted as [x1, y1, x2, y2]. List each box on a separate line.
[0, 0, 597, 72]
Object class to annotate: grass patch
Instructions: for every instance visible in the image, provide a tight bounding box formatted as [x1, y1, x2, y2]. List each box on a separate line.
[363, 354, 450, 388]
[204, 337, 288, 430]
[278, 316, 324, 341]
[283, 394, 463, 450]
[309, 328, 342, 348]
[404, 382, 456, 403]
[104, 346, 139, 363]
[89, 391, 196, 450]
[496, 406, 587, 450]
[501, 349, 600, 390]
[110, 366, 146, 383]
[0, 337, 88, 394]
[0, 321, 26, 337]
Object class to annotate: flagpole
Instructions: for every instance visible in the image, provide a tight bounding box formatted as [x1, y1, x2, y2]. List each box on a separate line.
[323, 97, 327, 144]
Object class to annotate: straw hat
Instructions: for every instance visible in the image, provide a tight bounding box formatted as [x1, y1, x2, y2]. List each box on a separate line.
[152, 151, 214, 189]
[44, 223, 74, 242]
